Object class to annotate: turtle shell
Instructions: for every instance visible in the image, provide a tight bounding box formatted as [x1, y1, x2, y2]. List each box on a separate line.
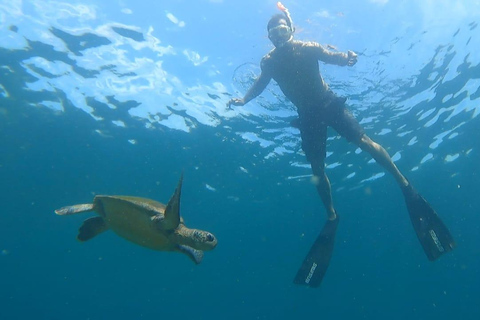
[94, 195, 175, 251]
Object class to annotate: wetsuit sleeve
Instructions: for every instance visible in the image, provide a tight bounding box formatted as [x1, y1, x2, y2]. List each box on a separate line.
[242, 56, 272, 104]
[306, 41, 350, 66]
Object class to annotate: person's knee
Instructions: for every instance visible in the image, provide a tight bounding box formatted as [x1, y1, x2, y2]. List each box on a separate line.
[359, 134, 379, 152]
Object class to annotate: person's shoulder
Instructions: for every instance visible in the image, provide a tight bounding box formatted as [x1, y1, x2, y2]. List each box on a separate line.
[261, 49, 275, 67]
[262, 48, 275, 60]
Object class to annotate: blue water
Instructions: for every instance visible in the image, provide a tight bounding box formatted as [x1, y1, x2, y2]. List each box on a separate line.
[1, 1, 479, 319]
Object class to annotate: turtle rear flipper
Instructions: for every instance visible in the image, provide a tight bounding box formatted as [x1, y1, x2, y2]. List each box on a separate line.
[177, 244, 204, 264]
[77, 217, 109, 242]
[55, 204, 94, 216]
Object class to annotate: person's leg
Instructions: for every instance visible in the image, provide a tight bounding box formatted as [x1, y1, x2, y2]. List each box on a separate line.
[295, 123, 340, 288]
[310, 159, 337, 220]
[327, 101, 455, 261]
[329, 102, 409, 189]
[300, 122, 337, 221]
[357, 134, 408, 188]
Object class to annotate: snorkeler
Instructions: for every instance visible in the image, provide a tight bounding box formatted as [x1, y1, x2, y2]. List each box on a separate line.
[227, 2, 455, 287]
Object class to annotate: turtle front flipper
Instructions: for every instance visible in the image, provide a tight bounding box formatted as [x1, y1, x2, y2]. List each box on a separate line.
[163, 174, 183, 230]
[77, 217, 109, 242]
[55, 204, 94, 216]
[176, 244, 204, 264]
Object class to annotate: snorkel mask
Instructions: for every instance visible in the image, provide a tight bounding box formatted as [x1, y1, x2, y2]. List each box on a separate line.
[268, 2, 295, 48]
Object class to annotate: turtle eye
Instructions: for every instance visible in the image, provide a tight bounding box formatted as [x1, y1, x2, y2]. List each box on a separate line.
[206, 233, 215, 242]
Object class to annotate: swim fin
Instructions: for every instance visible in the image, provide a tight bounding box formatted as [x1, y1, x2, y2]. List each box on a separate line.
[402, 183, 455, 261]
[293, 216, 339, 288]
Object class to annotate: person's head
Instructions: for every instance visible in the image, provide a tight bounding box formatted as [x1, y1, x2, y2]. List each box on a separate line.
[267, 14, 293, 48]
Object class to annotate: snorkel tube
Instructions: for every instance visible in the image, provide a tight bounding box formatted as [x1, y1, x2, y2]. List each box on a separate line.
[277, 2, 294, 33]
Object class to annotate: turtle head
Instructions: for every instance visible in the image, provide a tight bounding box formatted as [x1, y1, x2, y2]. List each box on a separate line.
[189, 229, 218, 250]
[173, 226, 217, 251]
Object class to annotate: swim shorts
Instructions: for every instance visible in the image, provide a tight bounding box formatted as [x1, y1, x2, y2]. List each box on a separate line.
[297, 96, 365, 163]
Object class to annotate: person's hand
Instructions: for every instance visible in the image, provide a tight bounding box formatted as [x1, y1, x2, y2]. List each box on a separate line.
[227, 98, 245, 109]
[347, 50, 357, 66]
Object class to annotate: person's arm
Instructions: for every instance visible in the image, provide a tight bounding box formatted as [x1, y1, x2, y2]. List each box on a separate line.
[309, 42, 357, 67]
[227, 59, 272, 108]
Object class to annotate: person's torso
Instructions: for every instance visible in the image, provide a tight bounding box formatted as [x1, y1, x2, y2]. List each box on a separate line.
[263, 41, 330, 109]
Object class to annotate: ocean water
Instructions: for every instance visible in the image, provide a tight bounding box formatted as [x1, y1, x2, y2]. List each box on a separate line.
[0, 1, 479, 319]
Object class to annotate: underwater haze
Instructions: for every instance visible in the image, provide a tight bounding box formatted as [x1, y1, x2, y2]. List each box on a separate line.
[1, 0, 479, 319]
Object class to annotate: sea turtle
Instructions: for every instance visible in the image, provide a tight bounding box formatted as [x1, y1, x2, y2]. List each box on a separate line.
[55, 175, 217, 264]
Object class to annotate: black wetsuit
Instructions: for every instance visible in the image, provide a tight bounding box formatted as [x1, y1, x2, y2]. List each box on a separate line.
[260, 40, 364, 163]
